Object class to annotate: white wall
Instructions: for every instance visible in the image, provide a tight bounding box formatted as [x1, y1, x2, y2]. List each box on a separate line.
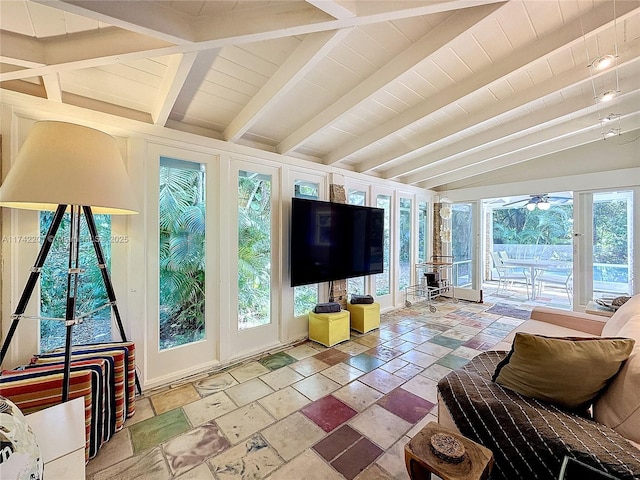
[0, 97, 430, 388]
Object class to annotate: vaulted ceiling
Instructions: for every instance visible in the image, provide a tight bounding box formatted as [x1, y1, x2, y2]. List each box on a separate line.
[1, 0, 639, 191]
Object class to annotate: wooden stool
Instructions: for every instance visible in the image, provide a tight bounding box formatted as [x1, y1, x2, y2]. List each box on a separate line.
[308, 310, 350, 347]
[347, 302, 380, 333]
[405, 422, 493, 480]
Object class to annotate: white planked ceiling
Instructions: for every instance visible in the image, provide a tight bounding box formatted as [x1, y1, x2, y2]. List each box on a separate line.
[1, 0, 639, 191]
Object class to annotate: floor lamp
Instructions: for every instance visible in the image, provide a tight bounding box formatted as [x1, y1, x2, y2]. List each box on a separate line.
[0, 121, 139, 401]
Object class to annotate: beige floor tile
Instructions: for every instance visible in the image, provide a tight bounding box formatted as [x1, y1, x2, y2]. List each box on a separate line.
[420, 364, 453, 382]
[353, 335, 382, 348]
[355, 463, 395, 479]
[175, 463, 215, 480]
[125, 397, 155, 426]
[451, 345, 483, 360]
[375, 436, 411, 480]
[397, 350, 439, 368]
[292, 373, 340, 401]
[150, 384, 201, 415]
[285, 343, 320, 360]
[349, 405, 411, 450]
[215, 402, 275, 444]
[226, 378, 274, 406]
[333, 381, 384, 412]
[407, 413, 438, 438]
[321, 363, 364, 385]
[400, 375, 438, 403]
[261, 412, 325, 461]
[334, 341, 370, 356]
[289, 357, 330, 376]
[379, 358, 408, 373]
[260, 366, 305, 390]
[229, 362, 271, 383]
[86, 428, 133, 476]
[183, 391, 238, 426]
[266, 450, 343, 480]
[194, 372, 239, 396]
[208, 434, 282, 480]
[358, 369, 405, 394]
[258, 386, 311, 419]
[414, 341, 453, 358]
[91, 447, 170, 480]
[393, 363, 424, 380]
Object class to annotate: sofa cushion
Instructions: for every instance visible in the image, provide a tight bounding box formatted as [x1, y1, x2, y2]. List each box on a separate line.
[493, 333, 635, 410]
[601, 293, 640, 338]
[439, 351, 640, 480]
[594, 310, 640, 444]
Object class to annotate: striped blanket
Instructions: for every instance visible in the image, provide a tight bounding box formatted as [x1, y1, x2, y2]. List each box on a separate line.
[437, 351, 640, 480]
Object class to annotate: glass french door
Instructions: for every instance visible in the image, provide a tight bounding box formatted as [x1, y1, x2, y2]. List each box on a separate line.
[231, 163, 280, 357]
[146, 152, 218, 385]
[574, 189, 637, 307]
[450, 202, 482, 302]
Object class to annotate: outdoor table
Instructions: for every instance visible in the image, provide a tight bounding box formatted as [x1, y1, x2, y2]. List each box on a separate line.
[500, 259, 571, 300]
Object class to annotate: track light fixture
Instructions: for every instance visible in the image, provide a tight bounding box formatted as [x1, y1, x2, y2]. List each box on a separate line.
[602, 113, 621, 122]
[598, 90, 618, 102]
[590, 54, 616, 70]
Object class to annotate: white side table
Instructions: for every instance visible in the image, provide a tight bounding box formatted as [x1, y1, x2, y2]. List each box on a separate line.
[26, 397, 86, 479]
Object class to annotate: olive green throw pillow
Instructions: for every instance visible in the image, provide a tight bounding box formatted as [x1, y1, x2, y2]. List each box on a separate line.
[492, 333, 635, 410]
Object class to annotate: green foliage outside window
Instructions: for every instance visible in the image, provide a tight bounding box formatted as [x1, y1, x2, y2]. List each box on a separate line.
[40, 212, 111, 352]
[159, 162, 206, 350]
[238, 172, 272, 329]
[492, 206, 573, 250]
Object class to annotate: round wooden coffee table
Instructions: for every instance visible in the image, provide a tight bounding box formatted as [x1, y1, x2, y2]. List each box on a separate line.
[405, 422, 493, 480]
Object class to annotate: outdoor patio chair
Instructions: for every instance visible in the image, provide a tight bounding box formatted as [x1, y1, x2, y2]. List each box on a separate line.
[490, 251, 530, 297]
[537, 268, 573, 303]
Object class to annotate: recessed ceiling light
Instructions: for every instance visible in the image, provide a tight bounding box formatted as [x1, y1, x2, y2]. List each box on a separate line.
[599, 90, 618, 102]
[591, 54, 616, 70]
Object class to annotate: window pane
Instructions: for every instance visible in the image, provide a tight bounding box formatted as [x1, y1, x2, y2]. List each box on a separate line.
[376, 195, 391, 295]
[159, 157, 206, 350]
[348, 190, 366, 296]
[418, 201, 428, 264]
[294, 180, 319, 316]
[399, 198, 412, 290]
[593, 191, 632, 298]
[40, 212, 112, 352]
[238, 170, 272, 329]
[452, 203, 473, 288]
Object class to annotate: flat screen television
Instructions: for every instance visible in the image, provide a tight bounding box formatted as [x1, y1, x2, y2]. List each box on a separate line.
[290, 198, 384, 287]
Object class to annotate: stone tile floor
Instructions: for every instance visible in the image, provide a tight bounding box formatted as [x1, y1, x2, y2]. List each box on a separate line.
[86, 293, 549, 480]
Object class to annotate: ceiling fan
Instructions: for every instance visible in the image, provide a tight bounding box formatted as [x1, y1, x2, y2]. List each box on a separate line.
[502, 194, 572, 210]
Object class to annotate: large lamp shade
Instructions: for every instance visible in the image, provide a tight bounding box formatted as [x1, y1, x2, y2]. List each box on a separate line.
[0, 121, 138, 214]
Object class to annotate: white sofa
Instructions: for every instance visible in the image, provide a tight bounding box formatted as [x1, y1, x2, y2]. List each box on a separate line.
[437, 294, 640, 479]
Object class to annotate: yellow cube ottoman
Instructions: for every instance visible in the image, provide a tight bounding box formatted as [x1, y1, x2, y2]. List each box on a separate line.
[347, 302, 380, 333]
[308, 310, 350, 347]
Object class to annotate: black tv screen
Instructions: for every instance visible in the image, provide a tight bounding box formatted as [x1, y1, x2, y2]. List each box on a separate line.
[290, 198, 384, 287]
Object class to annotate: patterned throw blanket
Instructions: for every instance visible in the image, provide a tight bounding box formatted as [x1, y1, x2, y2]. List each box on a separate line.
[437, 352, 640, 480]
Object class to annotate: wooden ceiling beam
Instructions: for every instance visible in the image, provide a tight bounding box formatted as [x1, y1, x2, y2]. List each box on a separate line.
[225, 29, 351, 143]
[31, 0, 195, 44]
[416, 90, 640, 188]
[305, 0, 356, 19]
[152, 52, 199, 126]
[373, 43, 640, 178]
[336, 2, 639, 171]
[277, 2, 504, 155]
